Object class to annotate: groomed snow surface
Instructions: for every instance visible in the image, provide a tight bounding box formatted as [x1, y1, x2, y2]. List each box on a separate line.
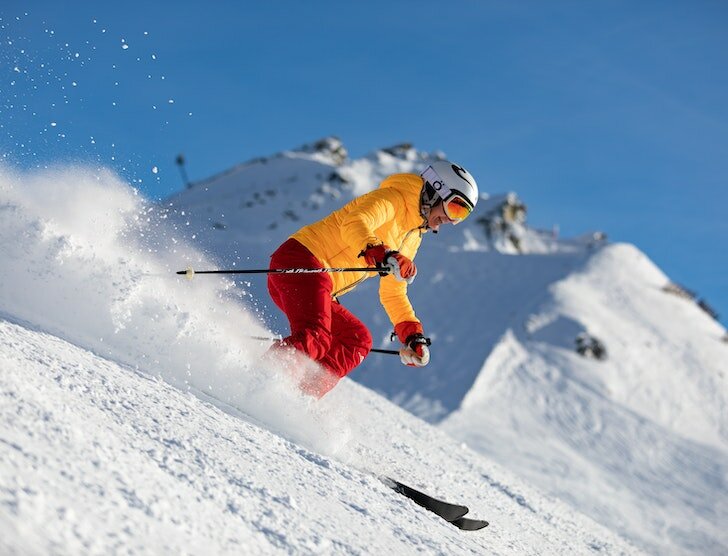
[0, 163, 638, 554]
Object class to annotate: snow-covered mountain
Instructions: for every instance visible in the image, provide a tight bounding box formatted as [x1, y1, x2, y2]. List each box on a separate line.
[0, 161, 638, 554]
[1, 139, 725, 553]
[441, 244, 728, 553]
[160, 138, 728, 554]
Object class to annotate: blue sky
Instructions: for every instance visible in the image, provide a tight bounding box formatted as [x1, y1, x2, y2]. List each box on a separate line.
[2, 0, 727, 325]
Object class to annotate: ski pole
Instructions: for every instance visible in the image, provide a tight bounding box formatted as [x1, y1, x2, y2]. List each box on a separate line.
[247, 335, 399, 355]
[371, 348, 399, 355]
[177, 266, 389, 279]
[182, 270, 399, 355]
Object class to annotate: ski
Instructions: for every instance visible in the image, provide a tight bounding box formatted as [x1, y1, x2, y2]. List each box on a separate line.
[382, 477, 469, 523]
[451, 516, 489, 531]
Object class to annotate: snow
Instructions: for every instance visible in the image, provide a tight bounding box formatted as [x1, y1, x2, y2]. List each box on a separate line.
[440, 244, 728, 553]
[0, 161, 638, 554]
[158, 139, 727, 554]
[1, 319, 638, 555]
[2, 137, 726, 553]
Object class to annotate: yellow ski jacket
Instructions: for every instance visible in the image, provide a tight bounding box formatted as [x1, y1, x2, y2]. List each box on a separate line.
[290, 173, 428, 327]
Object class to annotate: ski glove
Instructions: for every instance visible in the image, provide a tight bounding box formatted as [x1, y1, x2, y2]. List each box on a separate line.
[385, 252, 417, 284]
[360, 243, 391, 277]
[359, 244, 417, 283]
[360, 243, 389, 266]
[395, 321, 431, 367]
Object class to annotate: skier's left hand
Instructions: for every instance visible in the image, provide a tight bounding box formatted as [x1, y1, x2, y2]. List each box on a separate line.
[395, 321, 431, 367]
[385, 252, 417, 284]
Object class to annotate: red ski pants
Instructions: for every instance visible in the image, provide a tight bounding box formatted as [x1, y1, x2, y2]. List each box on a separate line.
[267, 238, 372, 390]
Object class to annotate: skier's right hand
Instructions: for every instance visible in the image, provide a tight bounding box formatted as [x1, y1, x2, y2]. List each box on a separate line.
[399, 336, 430, 367]
[395, 321, 431, 367]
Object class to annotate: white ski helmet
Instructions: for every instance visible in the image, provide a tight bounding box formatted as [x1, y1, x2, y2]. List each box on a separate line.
[420, 161, 478, 223]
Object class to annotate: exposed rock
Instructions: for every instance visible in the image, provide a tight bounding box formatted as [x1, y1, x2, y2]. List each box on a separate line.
[575, 332, 607, 360]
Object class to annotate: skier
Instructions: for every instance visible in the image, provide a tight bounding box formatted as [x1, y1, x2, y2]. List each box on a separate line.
[267, 161, 479, 397]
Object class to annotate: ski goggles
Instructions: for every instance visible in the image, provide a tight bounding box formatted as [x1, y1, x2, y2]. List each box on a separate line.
[442, 194, 473, 223]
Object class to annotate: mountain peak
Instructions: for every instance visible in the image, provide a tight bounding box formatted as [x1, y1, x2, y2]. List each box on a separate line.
[292, 136, 348, 165]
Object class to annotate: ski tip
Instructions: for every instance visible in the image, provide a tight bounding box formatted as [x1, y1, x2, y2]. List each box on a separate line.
[383, 476, 469, 522]
[450, 517, 489, 531]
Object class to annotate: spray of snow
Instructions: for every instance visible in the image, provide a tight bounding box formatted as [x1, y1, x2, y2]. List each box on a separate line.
[0, 163, 351, 455]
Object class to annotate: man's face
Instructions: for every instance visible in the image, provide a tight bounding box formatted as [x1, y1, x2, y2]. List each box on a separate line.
[426, 201, 456, 231]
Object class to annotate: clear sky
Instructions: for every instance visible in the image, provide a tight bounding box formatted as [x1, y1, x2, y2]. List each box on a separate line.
[2, 0, 727, 326]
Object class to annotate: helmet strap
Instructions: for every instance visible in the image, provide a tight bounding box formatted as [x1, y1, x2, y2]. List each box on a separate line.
[420, 187, 443, 233]
[420, 180, 439, 218]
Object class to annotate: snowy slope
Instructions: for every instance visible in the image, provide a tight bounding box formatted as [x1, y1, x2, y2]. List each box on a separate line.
[0, 162, 638, 554]
[160, 139, 728, 554]
[442, 243, 728, 554]
[0, 319, 638, 555]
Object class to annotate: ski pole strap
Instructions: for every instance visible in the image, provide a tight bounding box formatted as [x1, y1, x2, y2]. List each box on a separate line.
[406, 333, 431, 349]
[389, 330, 432, 348]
